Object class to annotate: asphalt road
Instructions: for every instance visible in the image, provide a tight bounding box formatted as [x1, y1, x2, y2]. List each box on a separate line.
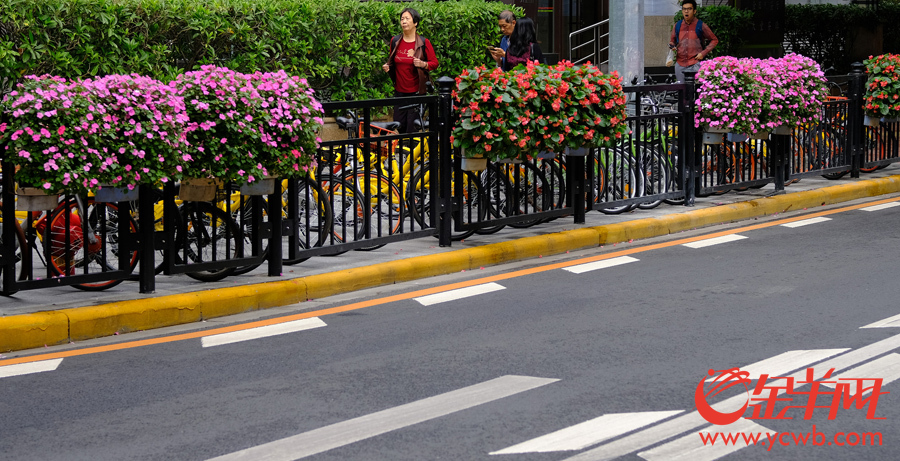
[3, 195, 900, 461]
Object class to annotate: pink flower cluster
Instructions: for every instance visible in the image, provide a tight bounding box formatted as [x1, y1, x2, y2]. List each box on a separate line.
[695, 54, 826, 134]
[171, 66, 323, 183]
[1, 67, 324, 193]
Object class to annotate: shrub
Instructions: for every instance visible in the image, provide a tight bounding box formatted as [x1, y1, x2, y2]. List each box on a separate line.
[863, 53, 900, 120]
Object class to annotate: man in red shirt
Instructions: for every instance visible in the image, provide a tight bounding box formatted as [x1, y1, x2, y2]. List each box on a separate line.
[668, 0, 718, 83]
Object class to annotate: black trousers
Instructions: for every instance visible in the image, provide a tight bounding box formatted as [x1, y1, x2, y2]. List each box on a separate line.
[393, 91, 419, 134]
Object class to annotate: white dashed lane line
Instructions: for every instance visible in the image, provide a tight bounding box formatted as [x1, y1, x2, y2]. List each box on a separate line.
[201, 318, 327, 348]
[682, 234, 747, 249]
[860, 202, 900, 211]
[414, 282, 506, 306]
[563, 256, 639, 274]
[780, 216, 832, 228]
[0, 358, 64, 379]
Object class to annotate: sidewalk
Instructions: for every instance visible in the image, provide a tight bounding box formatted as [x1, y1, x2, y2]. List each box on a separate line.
[3, 169, 900, 353]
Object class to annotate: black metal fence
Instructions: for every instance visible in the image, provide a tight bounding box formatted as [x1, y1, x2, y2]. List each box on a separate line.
[1, 63, 896, 295]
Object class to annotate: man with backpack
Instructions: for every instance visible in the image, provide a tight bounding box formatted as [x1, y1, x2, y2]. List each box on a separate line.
[668, 0, 719, 83]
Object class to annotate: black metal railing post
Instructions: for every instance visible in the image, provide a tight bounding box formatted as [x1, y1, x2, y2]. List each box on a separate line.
[683, 70, 698, 206]
[1, 160, 18, 295]
[437, 76, 454, 247]
[849, 62, 866, 178]
[569, 150, 586, 224]
[771, 132, 787, 193]
[138, 184, 155, 293]
[268, 179, 283, 276]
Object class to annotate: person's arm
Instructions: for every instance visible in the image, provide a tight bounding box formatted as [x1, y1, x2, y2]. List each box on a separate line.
[699, 24, 719, 59]
[490, 42, 506, 65]
[669, 26, 677, 50]
[423, 39, 439, 71]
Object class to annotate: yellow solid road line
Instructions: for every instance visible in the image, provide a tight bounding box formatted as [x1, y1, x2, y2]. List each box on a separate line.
[2, 178, 900, 357]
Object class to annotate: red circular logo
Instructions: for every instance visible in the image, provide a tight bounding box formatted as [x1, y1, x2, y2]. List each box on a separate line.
[695, 368, 752, 425]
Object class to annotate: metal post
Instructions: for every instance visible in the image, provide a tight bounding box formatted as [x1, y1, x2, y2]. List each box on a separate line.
[569, 152, 586, 224]
[683, 70, 698, 206]
[1, 160, 18, 295]
[772, 133, 787, 193]
[437, 76, 454, 247]
[849, 62, 866, 178]
[268, 179, 283, 276]
[138, 184, 155, 293]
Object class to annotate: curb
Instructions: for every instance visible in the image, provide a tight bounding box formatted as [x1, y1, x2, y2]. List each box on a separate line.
[3, 175, 900, 352]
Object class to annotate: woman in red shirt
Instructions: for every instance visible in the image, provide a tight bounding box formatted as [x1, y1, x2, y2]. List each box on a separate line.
[382, 8, 439, 133]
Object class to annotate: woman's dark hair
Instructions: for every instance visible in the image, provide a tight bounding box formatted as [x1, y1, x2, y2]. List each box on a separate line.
[507, 17, 536, 58]
[400, 7, 420, 26]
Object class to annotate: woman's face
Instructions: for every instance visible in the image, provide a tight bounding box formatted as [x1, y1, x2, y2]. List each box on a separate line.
[400, 12, 415, 32]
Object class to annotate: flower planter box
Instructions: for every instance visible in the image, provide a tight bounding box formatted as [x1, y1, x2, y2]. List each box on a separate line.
[750, 131, 769, 140]
[460, 157, 488, 171]
[864, 115, 881, 127]
[773, 125, 793, 135]
[726, 133, 749, 143]
[702, 132, 725, 145]
[95, 184, 139, 203]
[16, 188, 60, 211]
[565, 147, 590, 157]
[881, 117, 899, 124]
[179, 178, 220, 202]
[536, 151, 557, 160]
[240, 177, 277, 196]
[496, 157, 523, 164]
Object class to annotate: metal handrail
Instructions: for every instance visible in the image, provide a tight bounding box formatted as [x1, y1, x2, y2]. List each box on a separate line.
[568, 19, 609, 66]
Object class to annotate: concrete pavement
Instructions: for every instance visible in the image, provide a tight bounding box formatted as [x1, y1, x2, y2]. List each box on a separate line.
[3, 169, 900, 353]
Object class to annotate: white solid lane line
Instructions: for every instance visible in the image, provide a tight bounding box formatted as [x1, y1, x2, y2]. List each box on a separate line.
[490, 410, 683, 455]
[780, 217, 832, 228]
[563, 256, 640, 274]
[414, 282, 506, 306]
[562, 332, 900, 461]
[207, 375, 559, 461]
[861, 202, 900, 211]
[638, 419, 771, 461]
[861, 312, 900, 329]
[0, 358, 63, 379]
[682, 234, 747, 249]
[705, 349, 848, 382]
[820, 353, 900, 395]
[201, 318, 327, 348]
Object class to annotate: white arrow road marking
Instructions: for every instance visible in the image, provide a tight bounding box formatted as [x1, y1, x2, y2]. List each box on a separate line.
[562, 332, 900, 461]
[201, 318, 327, 348]
[207, 375, 559, 461]
[705, 349, 848, 382]
[861, 313, 900, 329]
[0, 358, 63, 379]
[820, 353, 900, 396]
[780, 217, 831, 228]
[860, 202, 900, 211]
[638, 419, 771, 461]
[414, 282, 506, 306]
[563, 256, 640, 274]
[490, 410, 683, 455]
[682, 235, 747, 249]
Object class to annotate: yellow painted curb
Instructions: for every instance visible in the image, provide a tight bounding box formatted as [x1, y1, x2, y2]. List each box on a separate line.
[2, 175, 900, 353]
[0, 311, 69, 352]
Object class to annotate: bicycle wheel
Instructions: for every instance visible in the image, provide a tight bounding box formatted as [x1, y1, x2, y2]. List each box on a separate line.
[345, 171, 404, 251]
[282, 177, 333, 265]
[179, 202, 241, 282]
[231, 194, 267, 276]
[47, 201, 139, 291]
[636, 147, 671, 210]
[475, 163, 511, 235]
[319, 174, 367, 254]
[537, 158, 566, 222]
[408, 168, 484, 241]
[599, 148, 641, 214]
[505, 162, 552, 228]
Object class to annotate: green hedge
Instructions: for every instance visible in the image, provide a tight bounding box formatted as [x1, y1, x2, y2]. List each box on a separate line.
[784, 4, 879, 73]
[0, 0, 518, 101]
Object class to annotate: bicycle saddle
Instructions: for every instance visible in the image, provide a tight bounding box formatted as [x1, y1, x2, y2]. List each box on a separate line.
[335, 116, 355, 129]
[371, 121, 401, 131]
